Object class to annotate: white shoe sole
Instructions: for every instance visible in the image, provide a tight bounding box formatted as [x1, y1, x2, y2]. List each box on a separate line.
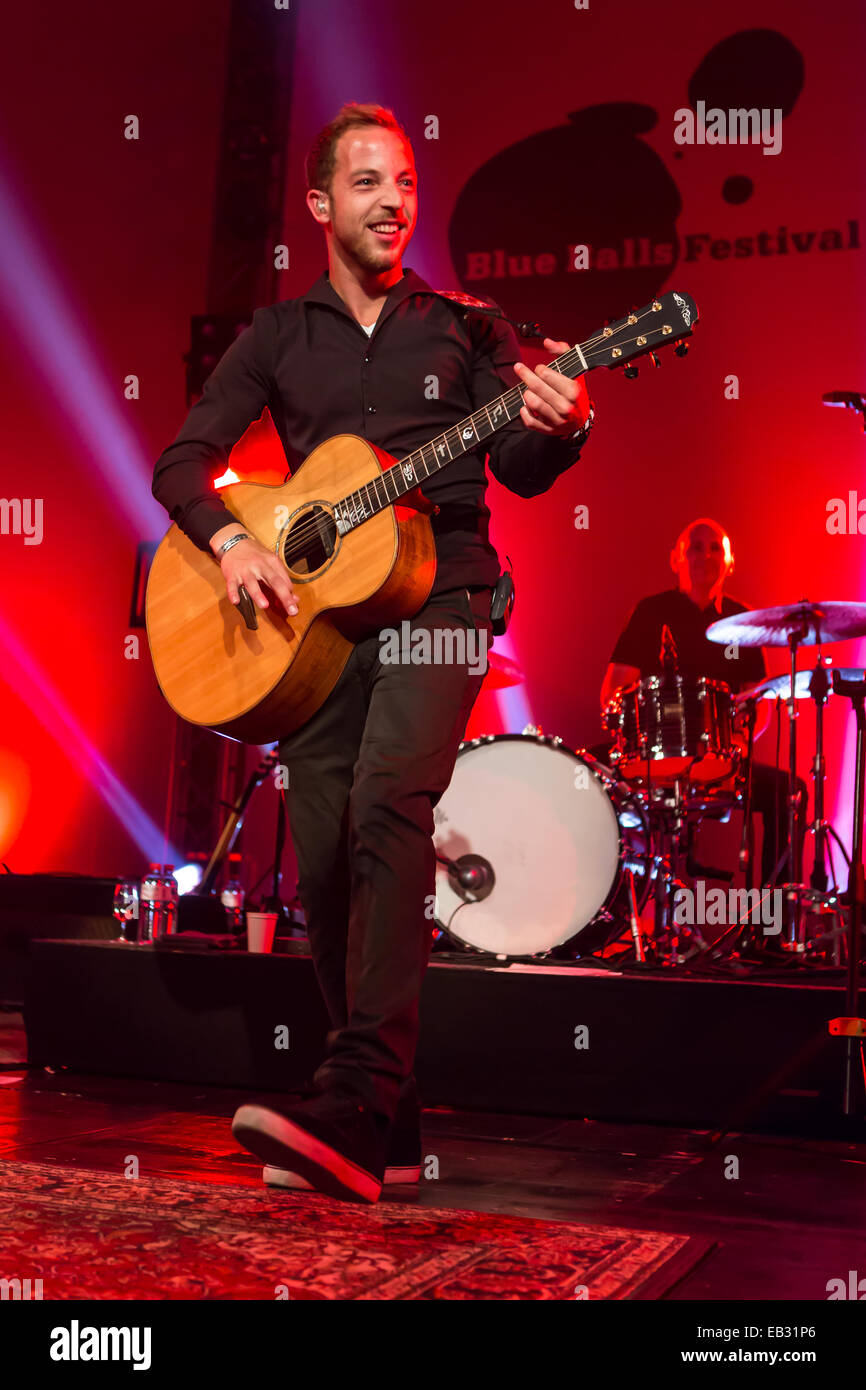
[264, 1162, 421, 1189]
[232, 1103, 382, 1204]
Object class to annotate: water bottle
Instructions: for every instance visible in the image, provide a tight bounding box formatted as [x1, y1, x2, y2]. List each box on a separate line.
[221, 872, 245, 934]
[112, 879, 140, 943]
[139, 864, 179, 943]
[159, 866, 179, 939]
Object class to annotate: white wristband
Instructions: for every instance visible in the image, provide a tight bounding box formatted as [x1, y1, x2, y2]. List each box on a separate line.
[568, 405, 595, 442]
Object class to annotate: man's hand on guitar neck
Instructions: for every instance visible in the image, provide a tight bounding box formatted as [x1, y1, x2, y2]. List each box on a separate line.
[513, 337, 592, 438]
[209, 524, 299, 617]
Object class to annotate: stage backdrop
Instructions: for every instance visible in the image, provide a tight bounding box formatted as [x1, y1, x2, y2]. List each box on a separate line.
[0, 0, 863, 889]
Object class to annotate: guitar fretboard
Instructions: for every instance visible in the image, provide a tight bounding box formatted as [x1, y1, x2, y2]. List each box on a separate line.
[332, 343, 587, 534]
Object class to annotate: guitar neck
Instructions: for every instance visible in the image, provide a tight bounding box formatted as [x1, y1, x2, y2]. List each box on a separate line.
[330, 290, 698, 534]
[333, 342, 587, 535]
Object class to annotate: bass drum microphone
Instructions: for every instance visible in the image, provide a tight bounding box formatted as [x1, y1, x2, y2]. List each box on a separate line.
[435, 852, 496, 903]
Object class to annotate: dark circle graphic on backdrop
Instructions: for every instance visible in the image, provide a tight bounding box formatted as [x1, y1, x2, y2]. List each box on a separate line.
[448, 103, 681, 344]
[722, 175, 754, 205]
[688, 29, 805, 121]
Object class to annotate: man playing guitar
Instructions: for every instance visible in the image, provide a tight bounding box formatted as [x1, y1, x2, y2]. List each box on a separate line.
[151, 102, 593, 1201]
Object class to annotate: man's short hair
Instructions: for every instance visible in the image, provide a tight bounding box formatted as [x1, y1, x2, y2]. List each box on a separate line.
[305, 103, 411, 195]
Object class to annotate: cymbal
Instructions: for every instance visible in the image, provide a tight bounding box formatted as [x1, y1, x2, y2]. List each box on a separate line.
[707, 601, 866, 648]
[736, 668, 866, 703]
[482, 652, 525, 689]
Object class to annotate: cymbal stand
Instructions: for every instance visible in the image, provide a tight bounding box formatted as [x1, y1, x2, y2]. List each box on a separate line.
[779, 617, 809, 953]
[799, 661, 849, 961]
[737, 696, 758, 894]
[809, 660, 831, 893]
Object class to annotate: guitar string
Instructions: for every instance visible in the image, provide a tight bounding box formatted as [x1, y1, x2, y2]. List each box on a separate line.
[276, 319, 678, 561]
[264, 309, 686, 562]
[272, 301, 682, 554]
[273, 342, 606, 561]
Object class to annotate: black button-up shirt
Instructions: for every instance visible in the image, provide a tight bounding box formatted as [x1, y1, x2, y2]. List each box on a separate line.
[151, 268, 587, 594]
[610, 589, 767, 692]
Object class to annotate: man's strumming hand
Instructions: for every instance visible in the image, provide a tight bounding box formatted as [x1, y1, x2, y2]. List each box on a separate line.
[209, 525, 299, 616]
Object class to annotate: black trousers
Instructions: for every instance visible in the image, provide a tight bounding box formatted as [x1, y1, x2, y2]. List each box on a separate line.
[278, 585, 493, 1124]
[750, 761, 808, 885]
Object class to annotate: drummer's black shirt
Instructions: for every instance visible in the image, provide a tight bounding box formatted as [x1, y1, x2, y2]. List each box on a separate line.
[151, 268, 588, 595]
[610, 589, 767, 693]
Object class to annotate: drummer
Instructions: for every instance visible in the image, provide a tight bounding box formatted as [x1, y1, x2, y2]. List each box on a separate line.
[599, 517, 806, 886]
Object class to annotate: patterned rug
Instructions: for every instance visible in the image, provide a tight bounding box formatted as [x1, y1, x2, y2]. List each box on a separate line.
[0, 1160, 707, 1300]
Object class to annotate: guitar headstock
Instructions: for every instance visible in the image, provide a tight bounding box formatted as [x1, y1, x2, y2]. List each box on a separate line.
[576, 291, 699, 373]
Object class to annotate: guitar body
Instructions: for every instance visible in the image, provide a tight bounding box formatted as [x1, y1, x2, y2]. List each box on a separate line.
[145, 435, 437, 743]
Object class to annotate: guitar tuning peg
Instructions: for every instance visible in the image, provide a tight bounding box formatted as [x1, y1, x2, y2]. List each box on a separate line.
[649, 351, 660, 368]
[624, 365, 639, 379]
[674, 340, 689, 357]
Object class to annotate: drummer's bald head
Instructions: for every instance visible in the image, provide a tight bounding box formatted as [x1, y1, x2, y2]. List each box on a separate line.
[670, 518, 734, 606]
[671, 518, 733, 573]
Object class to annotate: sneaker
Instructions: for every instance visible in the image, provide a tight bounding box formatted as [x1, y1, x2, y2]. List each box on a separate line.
[231, 1087, 388, 1203]
[264, 1082, 422, 1190]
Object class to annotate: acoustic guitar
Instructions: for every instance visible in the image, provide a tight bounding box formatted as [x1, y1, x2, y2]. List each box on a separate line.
[146, 291, 698, 743]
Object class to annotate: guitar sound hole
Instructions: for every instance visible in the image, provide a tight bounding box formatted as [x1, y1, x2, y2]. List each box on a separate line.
[282, 506, 338, 576]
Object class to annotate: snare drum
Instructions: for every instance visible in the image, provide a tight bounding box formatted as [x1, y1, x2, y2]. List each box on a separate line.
[605, 675, 737, 787]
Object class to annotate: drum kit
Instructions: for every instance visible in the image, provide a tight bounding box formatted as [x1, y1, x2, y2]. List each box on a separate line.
[432, 600, 866, 978]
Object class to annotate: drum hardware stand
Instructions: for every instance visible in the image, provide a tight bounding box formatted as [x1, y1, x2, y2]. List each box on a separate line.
[686, 747, 768, 967]
[760, 659, 847, 965]
[649, 777, 710, 964]
[640, 739, 741, 964]
[737, 695, 759, 893]
[776, 612, 815, 954]
[800, 661, 849, 962]
[708, 673, 866, 1144]
[808, 661, 832, 893]
[690, 885, 787, 970]
[740, 614, 810, 948]
[625, 867, 647, 962]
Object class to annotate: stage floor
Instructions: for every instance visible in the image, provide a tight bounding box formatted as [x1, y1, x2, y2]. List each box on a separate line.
[1, 1007, 863, 1300]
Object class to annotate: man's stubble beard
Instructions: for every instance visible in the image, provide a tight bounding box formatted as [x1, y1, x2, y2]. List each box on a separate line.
[338, 224, 401, 275]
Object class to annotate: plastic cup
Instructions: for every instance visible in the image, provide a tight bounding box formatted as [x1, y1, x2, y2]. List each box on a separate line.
[246, 911, 278, 953]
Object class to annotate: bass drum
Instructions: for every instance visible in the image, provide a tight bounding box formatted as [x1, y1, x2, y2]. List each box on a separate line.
[433, 733, 648, 959]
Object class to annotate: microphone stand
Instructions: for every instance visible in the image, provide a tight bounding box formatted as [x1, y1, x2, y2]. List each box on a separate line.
[198, 748, 278, 896]
[822, 390, 866, 432]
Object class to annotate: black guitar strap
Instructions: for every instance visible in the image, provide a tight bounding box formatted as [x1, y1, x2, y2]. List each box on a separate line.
[430, 289, 543, 340]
